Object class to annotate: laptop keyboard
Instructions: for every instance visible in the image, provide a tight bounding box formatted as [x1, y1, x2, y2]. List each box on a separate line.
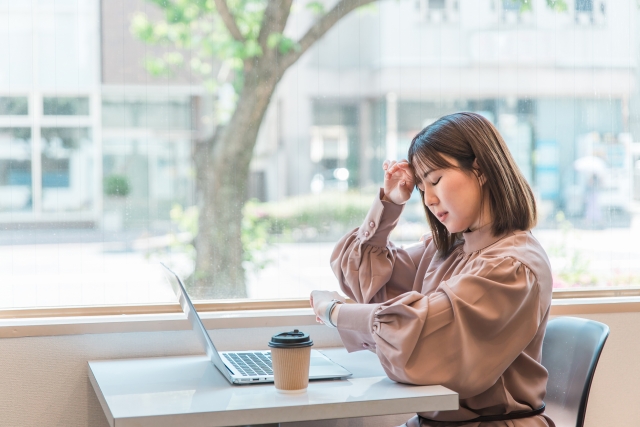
[225, 352, 273, 377]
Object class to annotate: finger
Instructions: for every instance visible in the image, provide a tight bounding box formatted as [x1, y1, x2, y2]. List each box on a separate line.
[386, 163, 399, 176]
[382, 160, 390, 170]
[394, 163, 412, 175]
[395, 163, 415, 179]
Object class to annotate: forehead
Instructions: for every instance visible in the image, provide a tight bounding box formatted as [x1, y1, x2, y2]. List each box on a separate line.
[411, 159, 432, 176]
[411, 153, 457, 177]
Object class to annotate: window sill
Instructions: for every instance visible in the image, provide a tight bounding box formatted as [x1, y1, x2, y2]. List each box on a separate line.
[0, 308, 318, 339]
[2, 297, 640, 339]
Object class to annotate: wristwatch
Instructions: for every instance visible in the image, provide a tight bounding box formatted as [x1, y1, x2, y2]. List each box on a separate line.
[324, 299, 344, 328]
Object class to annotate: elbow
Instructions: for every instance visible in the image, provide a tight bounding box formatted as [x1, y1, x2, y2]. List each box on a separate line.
[382, 365, 434, 386]
[382, 365, 497, 396]
[449, 374, 500, 399]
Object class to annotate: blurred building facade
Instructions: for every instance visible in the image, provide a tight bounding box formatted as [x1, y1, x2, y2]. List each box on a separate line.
[0, 0, 200, 231]
[259, 0, 639, 225]
[0, 0, 637, 230]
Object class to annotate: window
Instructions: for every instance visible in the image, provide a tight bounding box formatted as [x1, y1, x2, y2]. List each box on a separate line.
[0, 128, 32, 212]
[102, 98, 192, 130]
[502, 0, 527, 24]
[43, 97, 90, 116]
[40, 128, 93, 211]
[0, 97, 28, 115]
[575, 0, 606, 25]
[415, 0, 459, 23]
[1, 0, 639, 313]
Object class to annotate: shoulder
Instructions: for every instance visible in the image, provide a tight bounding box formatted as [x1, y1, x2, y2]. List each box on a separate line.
[419, 233, 433, 245]
[477, 230, 553, 293]
[397, 234, 432, 265]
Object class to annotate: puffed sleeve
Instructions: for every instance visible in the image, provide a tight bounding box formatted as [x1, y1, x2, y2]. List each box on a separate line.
[337, 256, 544, 399]
[330, 189, 426, 305]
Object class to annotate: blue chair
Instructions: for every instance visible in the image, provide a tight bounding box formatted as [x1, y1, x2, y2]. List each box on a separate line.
[541, 317, 610, 427]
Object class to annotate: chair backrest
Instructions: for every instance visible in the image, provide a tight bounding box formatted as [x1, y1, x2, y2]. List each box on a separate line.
[541, 317, 609, 427]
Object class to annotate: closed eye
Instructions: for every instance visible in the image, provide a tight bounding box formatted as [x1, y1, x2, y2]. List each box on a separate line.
[431, 177, 442, 186]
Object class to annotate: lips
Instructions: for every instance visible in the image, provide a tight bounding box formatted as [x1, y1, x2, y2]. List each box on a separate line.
[437, 211, 448, 221]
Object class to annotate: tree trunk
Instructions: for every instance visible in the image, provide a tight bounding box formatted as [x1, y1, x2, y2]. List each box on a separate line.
[191, 65, 280, 299]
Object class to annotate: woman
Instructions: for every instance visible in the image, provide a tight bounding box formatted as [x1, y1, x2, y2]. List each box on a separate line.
[310, 112, 554, 427]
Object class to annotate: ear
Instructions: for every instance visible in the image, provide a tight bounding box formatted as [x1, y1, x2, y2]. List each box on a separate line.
[472, 158, 487, 185]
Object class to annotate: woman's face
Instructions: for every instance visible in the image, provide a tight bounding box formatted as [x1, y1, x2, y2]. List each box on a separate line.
[413, 155, 489, 233]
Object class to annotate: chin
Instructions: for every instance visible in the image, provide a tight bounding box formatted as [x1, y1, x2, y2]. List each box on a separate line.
[444, 225, 463, 234]
[443, 222, 468, 234]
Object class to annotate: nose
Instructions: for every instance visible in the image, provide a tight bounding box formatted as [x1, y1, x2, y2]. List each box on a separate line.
[423, 187, 438, 207]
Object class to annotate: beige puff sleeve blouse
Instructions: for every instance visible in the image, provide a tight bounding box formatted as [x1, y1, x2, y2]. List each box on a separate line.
[331, 190, 554, 427]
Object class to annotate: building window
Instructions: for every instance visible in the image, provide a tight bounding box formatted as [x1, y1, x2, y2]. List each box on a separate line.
[43, 97, 90, 116]
[575, 0, 606, 25]
[0, 127, 32, 212]
[416, 0, 459, 23]
[576, 0, 593, 12]
[501, 0, 534, 24]
[0, 97, 28, 115]
[40, 127, 93, 212]
[102, 98, 192, 130]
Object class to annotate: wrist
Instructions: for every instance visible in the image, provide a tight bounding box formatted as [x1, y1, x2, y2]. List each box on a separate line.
[324, 299, 344, 328]
[330, 303, 341, 327]
[382, 192, 405, 205]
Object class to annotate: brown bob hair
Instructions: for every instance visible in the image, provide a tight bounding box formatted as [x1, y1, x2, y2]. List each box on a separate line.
[407, 112, 537, 256]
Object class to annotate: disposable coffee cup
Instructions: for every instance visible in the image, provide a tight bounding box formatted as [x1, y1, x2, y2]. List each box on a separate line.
[268, 329, 313, 394]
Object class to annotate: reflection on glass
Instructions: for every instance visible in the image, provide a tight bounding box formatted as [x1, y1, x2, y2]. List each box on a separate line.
[0, 127, 31, 211]
[0, 97, 28, 115]
[43, 97, 89, 116]
[40, 127, 93, 212]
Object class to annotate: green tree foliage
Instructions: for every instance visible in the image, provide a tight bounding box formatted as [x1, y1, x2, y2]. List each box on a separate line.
[132, 0, 301, 95]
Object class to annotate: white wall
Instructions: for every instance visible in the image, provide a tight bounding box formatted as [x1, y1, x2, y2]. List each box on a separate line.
[0, 313, 637, 427]
[568, 312, 640, 426]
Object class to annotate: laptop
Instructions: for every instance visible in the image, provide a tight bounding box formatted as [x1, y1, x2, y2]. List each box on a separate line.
[161, 263, 352, 385]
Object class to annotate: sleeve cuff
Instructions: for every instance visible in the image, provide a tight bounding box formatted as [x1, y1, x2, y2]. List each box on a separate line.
[357, 188, 404, 247]
[337, 303, 379, 335]
[336, 303, 380, 352]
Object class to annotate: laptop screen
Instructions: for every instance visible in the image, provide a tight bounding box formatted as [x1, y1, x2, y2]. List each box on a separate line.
[160, 262, 234, 382]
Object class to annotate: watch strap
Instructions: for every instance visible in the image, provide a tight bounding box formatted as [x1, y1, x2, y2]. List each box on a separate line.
[324, 299, 344, 328]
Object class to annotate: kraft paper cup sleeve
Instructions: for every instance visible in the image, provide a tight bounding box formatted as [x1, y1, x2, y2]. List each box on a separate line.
[271, 346, 312, 393]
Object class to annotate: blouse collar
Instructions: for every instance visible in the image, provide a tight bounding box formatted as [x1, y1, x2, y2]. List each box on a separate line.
[462, 223, 505, 254]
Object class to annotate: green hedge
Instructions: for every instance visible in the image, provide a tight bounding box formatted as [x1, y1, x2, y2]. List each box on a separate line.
[246, 190, 376, 241]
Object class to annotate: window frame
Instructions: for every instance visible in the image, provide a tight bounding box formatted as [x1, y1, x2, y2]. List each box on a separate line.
[2, 287, 640, 320]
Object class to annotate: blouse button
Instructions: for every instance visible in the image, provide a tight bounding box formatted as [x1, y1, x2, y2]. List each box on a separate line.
[369, 221, 375, 228]
[364, 231, 370, 237]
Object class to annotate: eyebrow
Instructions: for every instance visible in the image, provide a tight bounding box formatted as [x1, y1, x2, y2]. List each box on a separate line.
[422, 169, 434, 179]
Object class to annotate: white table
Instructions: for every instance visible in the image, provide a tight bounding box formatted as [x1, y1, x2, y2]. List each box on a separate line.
[88, 348, 459, 427]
